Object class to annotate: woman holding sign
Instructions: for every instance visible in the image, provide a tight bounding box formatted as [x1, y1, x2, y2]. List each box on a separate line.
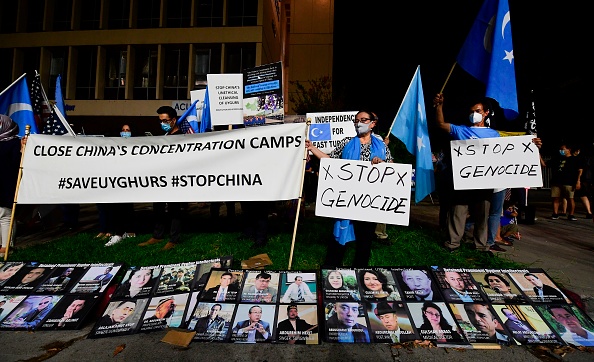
[305, 110, 393, 267]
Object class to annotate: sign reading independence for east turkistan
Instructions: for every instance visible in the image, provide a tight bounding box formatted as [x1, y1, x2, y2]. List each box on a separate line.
[17, 123, 306, 204]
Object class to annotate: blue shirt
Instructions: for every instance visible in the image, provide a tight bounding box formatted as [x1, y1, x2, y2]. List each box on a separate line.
[450, 124, 500, 140]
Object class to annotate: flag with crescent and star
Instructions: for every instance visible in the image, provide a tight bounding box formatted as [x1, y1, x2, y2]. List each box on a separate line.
[457, 0, 518, 120]
[390, 65, 434, 204]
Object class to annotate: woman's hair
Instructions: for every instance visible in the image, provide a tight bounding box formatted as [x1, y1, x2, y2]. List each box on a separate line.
[358, 269, 393, 293]
[355, 110, 377, 122]
[324, 270, 345, 290]
[483, 273, 510, 287]
[421, 301, 453, 330]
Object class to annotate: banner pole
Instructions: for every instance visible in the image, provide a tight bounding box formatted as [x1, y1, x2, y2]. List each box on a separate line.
[288, 118, 310, 270]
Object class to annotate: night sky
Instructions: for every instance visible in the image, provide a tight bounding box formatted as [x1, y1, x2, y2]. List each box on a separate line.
[332, 1, 591, 156]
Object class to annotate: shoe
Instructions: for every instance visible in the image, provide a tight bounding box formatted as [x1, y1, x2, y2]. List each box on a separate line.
[138, 238, 163, 246]
[551, 214, 559, 220]
[161, 242, 177, 250]
[558, 213, 567, 217]
[95, 232, 106, 238]
[123, 232, 136, 238]
[568, 215, 578, 221]
[443, 242, 459, 253]
[376, 234, 388, 240]
[105, 235, 124, 247]
[495, 239, 513, 246]
[586, 213, 593, 219]
[489, 244, 507, 252]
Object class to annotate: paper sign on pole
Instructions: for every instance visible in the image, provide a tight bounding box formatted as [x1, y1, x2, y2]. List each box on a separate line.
[306, 111, 358, 154]
[206, 74, 244, 126]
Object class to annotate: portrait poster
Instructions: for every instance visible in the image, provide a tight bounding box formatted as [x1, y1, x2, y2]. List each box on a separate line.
[0, 263, 51, 294]
[432, 268, 486, 303]
[38, 294, 100, 330]
[194, 256, 233, 291]
[365, 301, 418, 343]
[0, 295, 27, 323]
[230, 304, 277, 343]
[449, 302, 512, 348]
[199, 269, 244, 302]
[33, 264, 87, 295]
[0, 294, 62, 330]
[392, 267, 443, 302]
[70, 264, 122, 294]
[279, 271, 317, 304]
[506, 268, 571, 304]
[407, 301, 468, 347]
[0, 262, 27, 288]
[139, 293, 190, 332]
[492, 304, 564, 345]
[469, 269, 527, 304]
[88, 298, 149, 338]
[356, 268, 401, 302]
[154, 263, 198, 296]
[323, 301, 371, 343]
[111, 266, 161, 300]
[187, 301, 235, 342]
[240, 270, 280, 304]
[275, 303, 319, 344]
[321, 269, 361, 302]
[535, 304, 594, 347]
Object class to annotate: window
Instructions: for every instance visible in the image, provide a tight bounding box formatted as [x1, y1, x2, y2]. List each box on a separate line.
[75, 47, 98, 100]
[27, 0, 45, 32]
[166, 0, 191, 28]
[53, 0, 73, 31]
[104, 48, 127, 100]
[196, 0, 223, 27]
[133, 47, 157, 100]
[0, 2, 18, 33]
[0, 49, 13, 87]
[194, 45, 221, 89]
[48, 48, 68, 98]
[163, 46, 189, 100]
[137, 0, 161, 28]
[225, 43, 256, 73]
[108, 0, 130, 29]
[227, 0, 258, 26]
[22, 48, 42, 84]
[80, 0, 102, 30]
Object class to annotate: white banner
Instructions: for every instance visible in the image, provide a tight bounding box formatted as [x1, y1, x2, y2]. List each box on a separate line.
[17, 123, 307, 204]
[306, 111, 358, 154]
[450, 135, 543, 190]
[315, 158, 412, 226]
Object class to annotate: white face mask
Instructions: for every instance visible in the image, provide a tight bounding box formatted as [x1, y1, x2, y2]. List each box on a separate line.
[469, 112, 483, 124]
[356, 122, 371, 135]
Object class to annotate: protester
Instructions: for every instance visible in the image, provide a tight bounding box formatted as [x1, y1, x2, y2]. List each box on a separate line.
[547, 142, 580, 221]
[305, 110, 393, 267]
[0, 115, 22, 257]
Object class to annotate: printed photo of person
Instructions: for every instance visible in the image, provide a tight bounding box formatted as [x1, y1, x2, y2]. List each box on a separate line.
[358, 269, 401, 302]
[435, 270, 484, 303]
[200, 270, 243, 302]
[0, 262, 26, 287]
[280, 272, 317, 304]
[195, 256, 233, 290]
[537, 304, 594, 347]
[324, 301, 370, 343]
[139, 293, 188, 332]
[241, 271, 280, 303]
[322, 269, 361, 302]
[112, 267, 160, 299]
[492, 304, 562, 345]
[366, 301, 417, 343]
[2, 265, 49, 293]
[155, 264, 197, 295]
[0, 295, 26, 323]
[188, 302, 234, 342]
[449, 303, 511, 346]
[71, 265, 122, 294]
[508, 270, 569, 304]
[90, 298, 149, 338]
[275, 303, 319, 344]
[38, 295, 98, 330]
[408, 301, 466, 345]
[231, 304, 277, 343]
[394, 268, 442, 302]
[0, 295, 62, 330]
[35, 266, 86, 294]
[470, 271, 526, 304]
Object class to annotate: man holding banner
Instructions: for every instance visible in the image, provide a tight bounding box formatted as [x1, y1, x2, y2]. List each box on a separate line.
[433, 94, 499, 254]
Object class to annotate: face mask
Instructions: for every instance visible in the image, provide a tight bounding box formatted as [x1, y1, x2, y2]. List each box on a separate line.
[559, 149, 566, 156]
[161, 122, 172, 132]
[356, 122, 371, 135]
[120, 131, 131, 138]
[469, 112, 483, 124]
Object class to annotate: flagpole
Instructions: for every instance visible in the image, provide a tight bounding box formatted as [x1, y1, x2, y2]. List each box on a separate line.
[287, 119, 310, 270]
[5, 125, 30, 261]
[439, 62, 457, 94]
[389, 65, 418, 132]
[0, 73, 27, 98]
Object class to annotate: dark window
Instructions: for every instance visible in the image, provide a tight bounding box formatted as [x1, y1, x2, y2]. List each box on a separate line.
[196, 0, 223, 27]
[22, 48, 42, 84]
[104, 48, 127, 100]
[137, 0, 161, 28]
[53, 0, 73, 31]
[75, 47, 98, 100]
[27, 0, 46, 32]
[48, 48, 68, 98]
[166, 0, 191, 28]
[0, 49, 14, 87]
[80, 0, 102, 30]
[194, 45, 221, 90]
[163, 46, 189, 100]
[108, 0, 130, 29]
[227, 0, 258, 26]
[0, 2, 18, 33]
[133, 47, 157, 99]
[225, 43, 256, 73]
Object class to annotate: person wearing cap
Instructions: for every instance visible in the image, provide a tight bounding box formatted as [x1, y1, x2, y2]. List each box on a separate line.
[374, 301, 401, 343]
[276, 304, 318, 344]
[143, 297, 175, 327]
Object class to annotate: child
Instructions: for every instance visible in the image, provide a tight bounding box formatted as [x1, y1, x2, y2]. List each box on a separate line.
[500, 200, 521, 243]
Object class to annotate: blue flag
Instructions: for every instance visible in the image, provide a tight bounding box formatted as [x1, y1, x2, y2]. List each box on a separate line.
[177, 99, 200, 133]
[199, 86, 212, 133]
[390, 66, 435, 204]
[456, 0, 518, 120]
[55, 74, 67, 120]
[0, 74, 38, 137]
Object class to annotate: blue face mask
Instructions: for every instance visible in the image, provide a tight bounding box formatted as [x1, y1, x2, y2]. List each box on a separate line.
[120, 131, 131, 138]
[161, 122, 172, 132]
[559, 149, 566, 156]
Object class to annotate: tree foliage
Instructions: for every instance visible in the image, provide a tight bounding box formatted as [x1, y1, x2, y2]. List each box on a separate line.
[288, 76, 345, 115]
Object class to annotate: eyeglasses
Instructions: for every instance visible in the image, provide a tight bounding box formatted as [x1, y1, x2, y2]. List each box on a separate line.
[424, 311, 441, 318]
[354, 118, 372, 124]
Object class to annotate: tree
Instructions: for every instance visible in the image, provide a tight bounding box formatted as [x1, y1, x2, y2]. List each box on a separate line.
[288, 76, 345, 114]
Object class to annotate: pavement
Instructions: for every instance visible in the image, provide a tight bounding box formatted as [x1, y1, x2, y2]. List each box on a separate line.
[1, 189, 593, 361]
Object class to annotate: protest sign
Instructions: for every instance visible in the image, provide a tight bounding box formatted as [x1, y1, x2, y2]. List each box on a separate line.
[206, 73, 244, 126]
[306, 111, 357, 154]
